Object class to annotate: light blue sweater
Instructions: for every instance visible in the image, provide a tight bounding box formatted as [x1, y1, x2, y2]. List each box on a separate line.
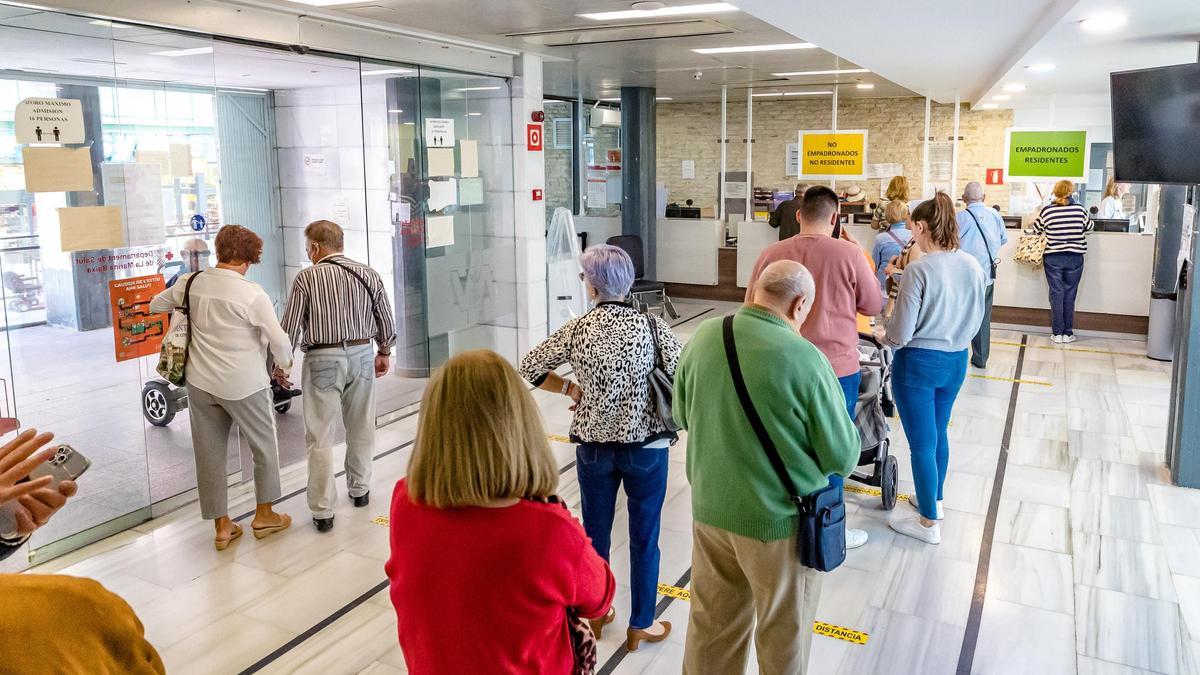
[885, 250, 986, 352]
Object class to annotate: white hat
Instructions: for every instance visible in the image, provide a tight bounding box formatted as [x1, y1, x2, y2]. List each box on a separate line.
[844, 185, 866, 203]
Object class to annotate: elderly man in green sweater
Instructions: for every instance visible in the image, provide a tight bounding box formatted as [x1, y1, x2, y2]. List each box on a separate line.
[676, 259, 860, 675]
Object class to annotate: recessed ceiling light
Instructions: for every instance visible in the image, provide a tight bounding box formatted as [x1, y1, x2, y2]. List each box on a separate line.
[455, 86, 501, 92]
[362, 68, 413, 76]
[772, 68, 870, 77]
[1003, 83, 1026, 92]
[978, 103, 999, 110]
[656, 97, 672, 101]
[784, 90, 832, 96]
[751, 92, 784, 98]
[1080, 13, 1127, 33]
[856, 83, 875, 90]
[1025, 63, 1056, 73]
[151, 47, 214, 57]
[992, 94, 1010, 101]
[692, 43, 815, 55]
[579, 2, 736, 21]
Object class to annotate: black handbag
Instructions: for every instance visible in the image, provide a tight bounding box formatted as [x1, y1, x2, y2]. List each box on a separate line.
[644, 313, 680, 434]
[721, 315, 846, 572]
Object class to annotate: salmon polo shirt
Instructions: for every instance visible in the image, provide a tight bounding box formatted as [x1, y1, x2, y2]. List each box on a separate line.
[745, 234, 883, 377]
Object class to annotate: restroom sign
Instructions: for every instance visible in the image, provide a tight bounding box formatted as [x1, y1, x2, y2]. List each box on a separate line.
[425, 118, 455, 148]
[798, 129, 868, 180]
[15, 97, 85, 144]
[527, 124, 543, 151]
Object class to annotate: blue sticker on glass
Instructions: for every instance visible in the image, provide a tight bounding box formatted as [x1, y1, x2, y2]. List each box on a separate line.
[190, 214, 206, 232]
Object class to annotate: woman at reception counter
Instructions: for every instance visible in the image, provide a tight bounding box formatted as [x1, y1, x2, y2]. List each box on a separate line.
[1100, 178, 1130, 219]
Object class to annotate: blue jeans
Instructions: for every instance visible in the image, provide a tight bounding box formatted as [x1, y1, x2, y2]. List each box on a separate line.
[826, 372, 861, 492]
[1043, 252, 1085, 336]
[576, 442, 669, 630]
[891, 348, 968, 520]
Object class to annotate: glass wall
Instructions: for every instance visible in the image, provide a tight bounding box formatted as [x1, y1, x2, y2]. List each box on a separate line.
[0, 3, 516, 563]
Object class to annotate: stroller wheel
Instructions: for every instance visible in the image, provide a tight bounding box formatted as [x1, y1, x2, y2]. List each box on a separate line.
[880, 453, 898, 510]
[142, 381, 176, 427]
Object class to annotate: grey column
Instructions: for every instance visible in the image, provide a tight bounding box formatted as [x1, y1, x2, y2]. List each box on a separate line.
[620, 87, 656, 277]
[1167, 188, 1200, 487]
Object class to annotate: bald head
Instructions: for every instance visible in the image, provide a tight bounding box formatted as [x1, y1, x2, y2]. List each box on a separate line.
[752, 260, 816, 325]
[963, 181, 985, 203]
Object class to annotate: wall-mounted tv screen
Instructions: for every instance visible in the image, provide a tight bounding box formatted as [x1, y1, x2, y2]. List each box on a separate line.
[1111, 62, 1200, 185]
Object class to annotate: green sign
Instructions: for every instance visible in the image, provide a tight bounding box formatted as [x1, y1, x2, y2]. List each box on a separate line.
[1006, 129, 1088, 180]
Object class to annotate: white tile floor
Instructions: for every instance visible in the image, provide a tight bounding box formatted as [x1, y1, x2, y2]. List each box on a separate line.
[26, 302, 1198, 675]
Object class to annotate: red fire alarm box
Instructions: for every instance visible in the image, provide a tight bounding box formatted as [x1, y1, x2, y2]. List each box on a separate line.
[527, 124, 543, 151]
[986, 168, 1004, 185]
[532, 188, 543, 201]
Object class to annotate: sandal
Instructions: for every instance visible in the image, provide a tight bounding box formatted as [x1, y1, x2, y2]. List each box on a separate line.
[214, 524, 243, 551]
[251, 513, 292, 540]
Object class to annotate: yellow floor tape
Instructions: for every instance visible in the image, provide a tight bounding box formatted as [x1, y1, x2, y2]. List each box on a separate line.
[967, 373, 1054, 387]
[656, 584, 869, 644]
[372, 516, 389, 526]
[990, 339, 1143, 358]
[548, 434, 572, 444]
[843, 484, 909, 502]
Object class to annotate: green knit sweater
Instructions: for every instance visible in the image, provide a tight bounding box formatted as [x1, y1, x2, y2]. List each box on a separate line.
[674, 306, 860, 540]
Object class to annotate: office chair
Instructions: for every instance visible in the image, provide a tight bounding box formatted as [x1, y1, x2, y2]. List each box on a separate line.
[606, 234, 679, 319]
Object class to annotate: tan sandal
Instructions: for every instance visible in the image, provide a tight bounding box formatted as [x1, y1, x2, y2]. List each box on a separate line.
[251, 513, 292, 540]
[214, 524, 243, 551]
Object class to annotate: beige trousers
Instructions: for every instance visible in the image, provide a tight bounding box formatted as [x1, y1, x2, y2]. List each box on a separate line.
[683, 521, 823, 675]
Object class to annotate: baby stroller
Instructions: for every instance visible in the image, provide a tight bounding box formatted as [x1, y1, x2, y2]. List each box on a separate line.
[848, 333, 899, 510]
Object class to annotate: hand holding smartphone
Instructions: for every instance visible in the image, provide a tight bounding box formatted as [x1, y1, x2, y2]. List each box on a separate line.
[0, 430, 88, 538]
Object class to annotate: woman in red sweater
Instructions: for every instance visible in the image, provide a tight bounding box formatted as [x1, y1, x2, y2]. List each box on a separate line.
[385, 350, 616, 674]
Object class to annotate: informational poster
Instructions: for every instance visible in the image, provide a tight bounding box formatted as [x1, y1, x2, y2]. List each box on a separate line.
[169, 143, 193, 178]
[682, 160, 695, 180]
[458, 177, 484, 205]
[58, 206, 124, 251]
[427, 148, 455, 177]
[302, 153, 327, 176]
[429, 179, 457, 211]
[14, 97, 84, 144]
[785, 143, 800, 176]
[927, 141, 954, 194]
[1005, 129, 1089, 181]
[797, 129, 868, 179]
[586, 179, 607, 208]
[101, 163, 166, 248]
[109, 275, 168, 363]
[22, 146, 94, 192]
[459, 139, 479, 178]
[867, 162, 904, 179]
[425, 214, 455, 248]
[425, 118, 455, 148]
[723, 181, 748, 199]
[332, 197, 350, 229]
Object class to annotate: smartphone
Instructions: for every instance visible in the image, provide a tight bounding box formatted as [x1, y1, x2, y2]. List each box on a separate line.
[0, 445, 89, 538]
[832, 222, 843, 239]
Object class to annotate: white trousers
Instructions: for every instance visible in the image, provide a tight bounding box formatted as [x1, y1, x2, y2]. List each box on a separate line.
[302, 344, 376, 519]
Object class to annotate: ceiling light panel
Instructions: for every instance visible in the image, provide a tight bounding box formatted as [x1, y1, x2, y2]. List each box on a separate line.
[579, 2, 736, 21]
[1025, 63, 1055, 73]
[692, 43, 815, 55]
[772, 68, 869, 77]
[362, 68, 413, 76]
[1079, 13, 1127, 33]
[454, 86, 501, 92]
[1002, 83, 1026, 92]
[151, 47, 213, 57]
[978, 103, 999, 109]
[855, 83, 875, 89]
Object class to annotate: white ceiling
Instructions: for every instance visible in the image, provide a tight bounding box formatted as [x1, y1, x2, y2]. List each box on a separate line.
[979, 0, 1200, 110]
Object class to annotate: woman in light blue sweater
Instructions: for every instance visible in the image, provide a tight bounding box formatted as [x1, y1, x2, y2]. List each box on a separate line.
[882, 192, 985, 545]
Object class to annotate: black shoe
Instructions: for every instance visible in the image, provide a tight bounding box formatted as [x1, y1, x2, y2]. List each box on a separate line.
[272, 382, 302, 404]
[352, 492, 370, 508]
[313, 516, 334, 532]
[971, 360, 987, 369]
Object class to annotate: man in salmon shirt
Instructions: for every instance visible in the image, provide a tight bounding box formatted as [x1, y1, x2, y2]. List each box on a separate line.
[745, 185, 884, 549]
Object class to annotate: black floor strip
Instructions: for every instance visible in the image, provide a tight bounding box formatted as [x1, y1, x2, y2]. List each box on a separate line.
[956, 334, 1028, 674]
[597, 567, 692, 675]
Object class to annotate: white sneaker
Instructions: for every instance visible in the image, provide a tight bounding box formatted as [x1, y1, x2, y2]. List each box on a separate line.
[1050, 334, 1065, 344]
[889, 514, 941, 544]
[1062, 334, 1077, 344]
[845, 528, 869, 550]
[908, 493, 945, 520]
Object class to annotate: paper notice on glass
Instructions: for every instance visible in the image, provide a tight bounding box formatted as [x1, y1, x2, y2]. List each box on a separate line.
[927, 142, 953, 183]
[101, 163, 166, 247]
[22, 146, 94, 193]
[136, 150, 171, 184]
[426, 214, 455, 248]
[15, 97, 85, 144]
[332, 197, 350, 229]
[682, 160, 695, 180]
[169, 143, 193, 178]
[586, 179, 607, 208]
[425, 118, 455, 148]
[458, 177, 484, 205]
[723, 181, 748, 199]
[459, 139, 479, 178]
[428, 178, 457, 211]
[58, 206, 124, 251]
[1088, 169, 1104, 189]
[785, 144, 799, 176]
[427, 148, 455, 177]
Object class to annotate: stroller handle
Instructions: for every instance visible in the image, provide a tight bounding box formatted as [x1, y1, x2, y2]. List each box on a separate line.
[858, 331, 885, 348]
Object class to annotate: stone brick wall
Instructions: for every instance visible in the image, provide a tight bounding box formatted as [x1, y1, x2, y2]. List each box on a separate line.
[656, 97, 1014, 211]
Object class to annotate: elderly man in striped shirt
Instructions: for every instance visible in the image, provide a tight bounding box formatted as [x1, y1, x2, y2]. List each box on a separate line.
[280, 219, 397, 532]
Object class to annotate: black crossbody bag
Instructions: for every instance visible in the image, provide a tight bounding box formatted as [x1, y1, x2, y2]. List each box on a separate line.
[965, 209, 998, 280]
[721, 315, 846, 572]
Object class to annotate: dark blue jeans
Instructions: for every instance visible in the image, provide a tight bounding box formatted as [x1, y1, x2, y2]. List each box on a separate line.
[826, 371, 861, 492]
[576, 442, 669, 630]
[1043, 252, 1085, 336]
[891, 347, 968, 520]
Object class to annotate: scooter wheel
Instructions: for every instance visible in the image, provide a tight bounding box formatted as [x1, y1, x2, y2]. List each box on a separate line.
[142, 381, 176, 426]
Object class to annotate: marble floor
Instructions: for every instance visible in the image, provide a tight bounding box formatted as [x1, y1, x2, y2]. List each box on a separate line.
[26, 302, 1197, 675]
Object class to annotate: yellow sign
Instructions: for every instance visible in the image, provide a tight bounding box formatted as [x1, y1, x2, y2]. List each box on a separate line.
[813, 621, 869, 645]
[798, 130, 868, 179]
[372, 516, 389, 526]
[657, 583, 691, 601]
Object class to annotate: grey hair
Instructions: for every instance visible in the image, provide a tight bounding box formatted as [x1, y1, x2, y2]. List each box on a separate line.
[962, 181, 985, 203]
[755, 260, 815, 309]
[580, 244, 635, 300]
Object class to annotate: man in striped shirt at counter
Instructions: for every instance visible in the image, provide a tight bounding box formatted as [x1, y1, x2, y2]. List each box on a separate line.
[280, 219, 397, 532]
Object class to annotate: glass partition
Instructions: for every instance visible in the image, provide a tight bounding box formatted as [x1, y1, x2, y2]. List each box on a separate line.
[584, 105, 621, 217]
